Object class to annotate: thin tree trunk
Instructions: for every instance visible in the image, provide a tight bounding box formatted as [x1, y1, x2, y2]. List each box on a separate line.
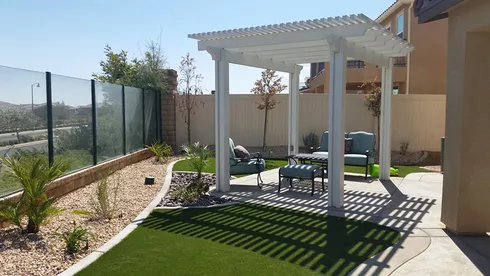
[376, 116, 380, 151]
[187, 109, 191, 144]
[187, 92, 191, 144]
[263, 108, 268, 152]
[16, 130, 20, 144]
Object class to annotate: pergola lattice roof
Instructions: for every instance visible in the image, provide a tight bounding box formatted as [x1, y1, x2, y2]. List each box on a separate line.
[189, 14, 414, 71]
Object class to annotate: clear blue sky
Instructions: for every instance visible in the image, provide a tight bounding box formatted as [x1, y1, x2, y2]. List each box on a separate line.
[0, 0, 395, 106]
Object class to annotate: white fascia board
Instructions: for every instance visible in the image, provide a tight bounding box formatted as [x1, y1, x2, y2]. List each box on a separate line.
[210, 48, 297, 73]
[198, 23, 374, 51]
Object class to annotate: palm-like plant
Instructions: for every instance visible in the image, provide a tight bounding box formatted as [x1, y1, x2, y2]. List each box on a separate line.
[181, 142, 212, 179]
[0, 155, 69, 233]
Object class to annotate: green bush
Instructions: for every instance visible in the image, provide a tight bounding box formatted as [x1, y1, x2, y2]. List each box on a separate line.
[0, 155, 69, 233]
[55, 223, 94, 255]
[146, 143, 173, 162]
[181, 142, 212, 179]
[302, 132, 319, 150]
[172, 180, 209, 204]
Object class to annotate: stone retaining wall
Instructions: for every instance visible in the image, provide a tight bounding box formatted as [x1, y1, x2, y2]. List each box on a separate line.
[0, 149, 153, 228]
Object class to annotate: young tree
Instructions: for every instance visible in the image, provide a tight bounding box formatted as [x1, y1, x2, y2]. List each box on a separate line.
[92, 40, 168, 94]
[177, 53, 204, 144]
[360, 79, 381, 149]
[251, 70, 287, 151]
[0, 108, 37, 143]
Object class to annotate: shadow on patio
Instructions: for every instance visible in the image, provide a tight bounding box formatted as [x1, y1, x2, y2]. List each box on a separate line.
[214, 172, 439, 275]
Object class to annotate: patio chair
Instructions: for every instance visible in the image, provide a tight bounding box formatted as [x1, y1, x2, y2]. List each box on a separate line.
[229, 138, 266, 188]
[312, 131, 375, 179]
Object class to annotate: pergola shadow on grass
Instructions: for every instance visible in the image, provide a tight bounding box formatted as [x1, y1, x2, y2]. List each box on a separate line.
[78, 203, 401, 276]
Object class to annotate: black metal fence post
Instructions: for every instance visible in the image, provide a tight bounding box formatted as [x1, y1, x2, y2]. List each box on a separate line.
[122, 85, 127, 155]
[142, 89, 146, 146]
[46, 72, 54, 165]
[91, 80, 97, 166]
[155, 92, 162, 143]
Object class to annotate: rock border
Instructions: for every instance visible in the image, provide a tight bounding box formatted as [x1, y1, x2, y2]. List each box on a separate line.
[58, 159, 178, 276]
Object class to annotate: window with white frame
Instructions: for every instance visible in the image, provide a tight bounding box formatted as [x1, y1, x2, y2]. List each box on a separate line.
[397, 13, 404, 39]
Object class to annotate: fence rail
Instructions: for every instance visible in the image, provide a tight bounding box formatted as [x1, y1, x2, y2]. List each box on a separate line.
[0, 65, 162, 197]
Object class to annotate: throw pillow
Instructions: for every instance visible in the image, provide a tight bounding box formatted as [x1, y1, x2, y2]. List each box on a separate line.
[234, 145, 250, 160]
[345, 138, 353, 154]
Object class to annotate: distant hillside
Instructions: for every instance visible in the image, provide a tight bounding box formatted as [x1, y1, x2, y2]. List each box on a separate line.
[0, 101, 48, 111]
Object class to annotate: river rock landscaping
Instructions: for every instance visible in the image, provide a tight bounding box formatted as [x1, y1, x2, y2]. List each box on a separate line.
[158, 172, 231, 207]
[0, 158, 173, 276]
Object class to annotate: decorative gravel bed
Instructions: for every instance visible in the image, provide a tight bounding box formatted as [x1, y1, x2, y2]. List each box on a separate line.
[0, 157, 174, 276]
[158, 172, 232, 207]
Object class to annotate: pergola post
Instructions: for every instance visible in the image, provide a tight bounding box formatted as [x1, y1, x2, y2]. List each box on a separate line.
[288, 66, 300, 156]
[380, 59, 393, 180]
[211, 48, 231, 192]
[327, 38, 347, 208]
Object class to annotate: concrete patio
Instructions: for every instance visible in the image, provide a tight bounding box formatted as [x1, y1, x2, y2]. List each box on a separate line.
[212, 170, 490, 276]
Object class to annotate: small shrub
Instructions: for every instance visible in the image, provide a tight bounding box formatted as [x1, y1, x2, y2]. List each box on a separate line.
[302, 132, 319, 150]
[146, 143, 173, 162]
[90, 175, 120, 220]
[0, 155, 69, 233]
[400, 141, 409, 155]
[55, 223, 94, 255]
[172, 180, 209, 204]
[181, 142, 212, 179]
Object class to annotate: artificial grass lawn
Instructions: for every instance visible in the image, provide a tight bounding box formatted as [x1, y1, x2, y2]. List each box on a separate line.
[77, 203, 401, 276]
[173, 158, 430, 178]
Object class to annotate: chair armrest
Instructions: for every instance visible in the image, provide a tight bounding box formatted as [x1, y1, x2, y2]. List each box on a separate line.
[230, 158, 240, 166]
[365, 150, 374, 157]
[250, 152, 263, 159]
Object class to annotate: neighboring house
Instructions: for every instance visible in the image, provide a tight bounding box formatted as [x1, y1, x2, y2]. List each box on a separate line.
[306, 0, 448, 95]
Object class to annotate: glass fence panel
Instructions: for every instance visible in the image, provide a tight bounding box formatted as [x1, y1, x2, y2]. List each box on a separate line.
[51, 74, 93, 172]
[0, 66, 47, 196]
[125, 86, 144, 153]
[95, 82, 124, 162]
[144, 90, 158, 145]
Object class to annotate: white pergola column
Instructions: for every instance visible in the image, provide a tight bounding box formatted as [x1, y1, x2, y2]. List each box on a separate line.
[288, 66, 300, 156]
[212, 48, 230, 192]
[327, 38, 347, 208]
[379, 59, 393, 180]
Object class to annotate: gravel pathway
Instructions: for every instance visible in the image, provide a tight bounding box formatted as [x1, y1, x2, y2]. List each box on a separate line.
[158, 172, 231, 207]
[0, 157, 174, 276]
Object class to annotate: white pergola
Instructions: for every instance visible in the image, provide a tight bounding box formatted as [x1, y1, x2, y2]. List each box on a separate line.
[189, 14, 414, 208]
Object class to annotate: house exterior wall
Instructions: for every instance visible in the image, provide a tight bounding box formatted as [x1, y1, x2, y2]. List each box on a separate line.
[307, 1, 448, 95]
[407, 6, 448, 94]
[440, 0, 490, 234]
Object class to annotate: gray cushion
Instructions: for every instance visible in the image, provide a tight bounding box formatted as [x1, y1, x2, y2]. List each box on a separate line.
[279, 164, 322, 179]
[346, 131, 375, 154]
[234, 145, 250, 160]
[344, 154, 367, 166]
[345, 138, 353, 154]
[230, 159, 265, 175]
[312, 152, 328, 157]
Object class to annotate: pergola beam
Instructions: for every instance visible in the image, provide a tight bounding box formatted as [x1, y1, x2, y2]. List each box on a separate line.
[198, 23, 375, 51]
[208, 48, 298, 73]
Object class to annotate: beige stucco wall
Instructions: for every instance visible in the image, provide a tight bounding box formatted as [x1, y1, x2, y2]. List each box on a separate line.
[442, 0, 490, 234]
[407, 5, 448, 94]
[176, 94, 446, 152]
